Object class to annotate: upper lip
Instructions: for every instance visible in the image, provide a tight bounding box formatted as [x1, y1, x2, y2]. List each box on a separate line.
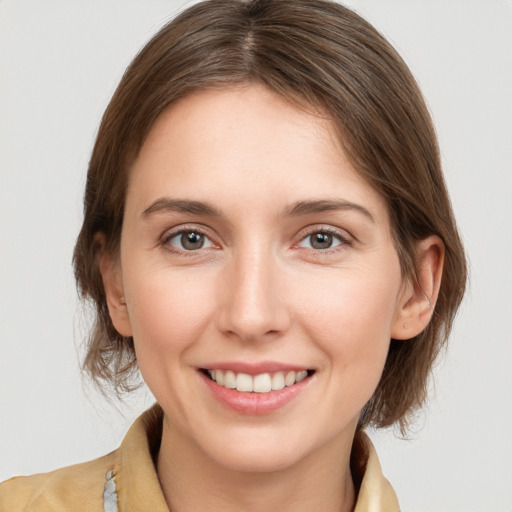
[199, 361, 313, 375]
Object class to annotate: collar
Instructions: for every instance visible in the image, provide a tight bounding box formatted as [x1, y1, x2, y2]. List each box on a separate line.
[111, 404, 399, 511]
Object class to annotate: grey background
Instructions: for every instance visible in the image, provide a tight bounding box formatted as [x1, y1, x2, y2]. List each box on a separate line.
[1, 1, 511, 510]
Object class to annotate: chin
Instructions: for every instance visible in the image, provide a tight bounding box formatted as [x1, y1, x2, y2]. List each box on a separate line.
[211, 443, 305, 474]
[196, 424, 326, 475]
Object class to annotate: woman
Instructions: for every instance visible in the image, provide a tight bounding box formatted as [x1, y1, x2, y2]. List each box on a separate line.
[0, 0, 467, 510]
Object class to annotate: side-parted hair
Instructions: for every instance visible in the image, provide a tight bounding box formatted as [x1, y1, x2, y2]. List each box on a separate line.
[73, 0, 467, 433]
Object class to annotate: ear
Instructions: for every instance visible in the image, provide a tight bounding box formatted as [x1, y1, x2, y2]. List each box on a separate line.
[96, 233, 133, 337]
[391, 235, 445, 340]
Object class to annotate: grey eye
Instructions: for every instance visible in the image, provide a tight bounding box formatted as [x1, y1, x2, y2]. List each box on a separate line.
[298, 232, 343, 250]
[169, 231, 213, 251]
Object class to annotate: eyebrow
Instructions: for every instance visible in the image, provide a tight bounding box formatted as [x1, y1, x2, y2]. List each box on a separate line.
[141, 197, 374, 223]
[281, 199, 375, 222]
[141, 198, 222, 218]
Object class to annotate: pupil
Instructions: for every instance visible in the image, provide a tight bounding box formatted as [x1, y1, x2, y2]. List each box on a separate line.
[182, 232, 204, 250]
[312, 232, 332, 249]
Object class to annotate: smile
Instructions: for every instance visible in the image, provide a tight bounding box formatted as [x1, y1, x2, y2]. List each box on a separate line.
[203, 369, 313, 393]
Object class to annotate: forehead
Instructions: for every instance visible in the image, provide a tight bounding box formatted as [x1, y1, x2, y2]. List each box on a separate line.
[127, 85, 390, 227]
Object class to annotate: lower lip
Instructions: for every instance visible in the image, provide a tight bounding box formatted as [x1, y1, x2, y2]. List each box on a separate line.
[200, 371, 313, 415]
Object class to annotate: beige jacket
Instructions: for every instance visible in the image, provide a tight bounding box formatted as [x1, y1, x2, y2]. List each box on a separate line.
[0, 405, 400, 511]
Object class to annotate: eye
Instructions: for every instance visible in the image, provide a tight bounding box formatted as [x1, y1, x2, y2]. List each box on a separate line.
[297, 231, 344, 250]
[166, 230, 214, 251]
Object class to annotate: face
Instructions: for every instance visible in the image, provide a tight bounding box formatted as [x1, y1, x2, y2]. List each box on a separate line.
[105, 84, 412, 473]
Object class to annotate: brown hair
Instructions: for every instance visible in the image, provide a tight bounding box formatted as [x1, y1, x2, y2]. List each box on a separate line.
[73, 0, 467, 432]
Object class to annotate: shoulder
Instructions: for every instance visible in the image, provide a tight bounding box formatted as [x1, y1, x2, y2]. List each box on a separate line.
[0, 405, 164, 512]
[0, 451, 116, 512]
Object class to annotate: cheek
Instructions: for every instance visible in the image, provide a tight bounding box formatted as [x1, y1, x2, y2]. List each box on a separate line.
[125, 268, 216, 361]
[296, 263, 402, 383]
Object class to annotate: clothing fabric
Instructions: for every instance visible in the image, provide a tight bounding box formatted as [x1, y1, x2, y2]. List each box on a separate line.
[0, 405, 400, 511]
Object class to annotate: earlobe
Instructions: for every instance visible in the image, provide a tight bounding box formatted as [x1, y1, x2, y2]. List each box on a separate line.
[392, 236, 445, 340]
[96, 234, 133, 337]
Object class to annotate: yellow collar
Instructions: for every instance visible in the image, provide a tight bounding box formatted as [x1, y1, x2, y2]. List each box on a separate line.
[0, 404, 399, 511]
[112, 404, 399, 511]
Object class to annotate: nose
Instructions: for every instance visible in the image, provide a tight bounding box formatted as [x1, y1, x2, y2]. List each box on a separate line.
[216, 246, 291, 343]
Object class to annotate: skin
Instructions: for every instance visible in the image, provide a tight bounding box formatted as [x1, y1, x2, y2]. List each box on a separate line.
[100, 84, 443, 512]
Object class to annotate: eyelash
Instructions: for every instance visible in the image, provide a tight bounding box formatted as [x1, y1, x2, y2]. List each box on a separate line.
[160, 226, 216, 256]
[293, 226, 352, 254]
[159, 225, 352, 256]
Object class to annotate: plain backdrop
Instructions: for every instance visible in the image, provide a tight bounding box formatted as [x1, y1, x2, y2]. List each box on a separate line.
[1, 1, 511, 511]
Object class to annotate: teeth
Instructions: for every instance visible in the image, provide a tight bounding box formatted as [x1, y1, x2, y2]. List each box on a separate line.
[253, 373, 272, 393]
[207, 369, 311, 394]
[296, 370, 308, 383]
[236, 373, 253, 392]
[224, 370, 236, 389]
[271, 372, 285, 390]
[285, 371, 296, 386]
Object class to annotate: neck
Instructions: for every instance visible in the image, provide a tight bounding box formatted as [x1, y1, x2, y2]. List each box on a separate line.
[156, 418, 356, 512]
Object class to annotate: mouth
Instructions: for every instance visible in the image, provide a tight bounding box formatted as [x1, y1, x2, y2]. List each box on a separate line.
[200, 368, 315, 394]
